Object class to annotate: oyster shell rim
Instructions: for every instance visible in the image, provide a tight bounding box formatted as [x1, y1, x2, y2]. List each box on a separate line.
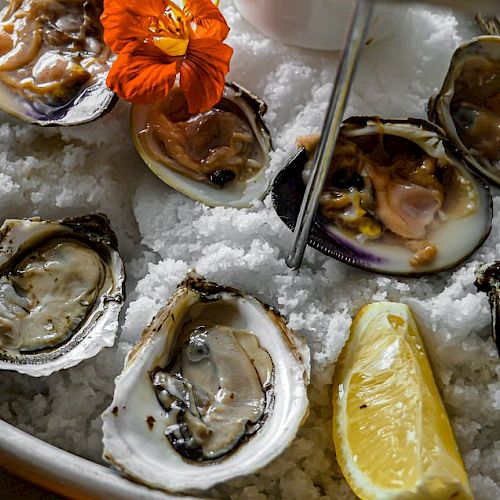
[126, 272, 307, 373]
[474, 261, 500, 355]
[0, 76, 118, 127]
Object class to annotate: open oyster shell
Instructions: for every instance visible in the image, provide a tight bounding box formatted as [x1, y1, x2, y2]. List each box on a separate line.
[102, 272, 309, 493]
[428, 36, 500, 185]
[0, 214, 125, 376]
[272, 117, 492, 276]
[131, 83, 272, 208]
[0, 0, 116, 126]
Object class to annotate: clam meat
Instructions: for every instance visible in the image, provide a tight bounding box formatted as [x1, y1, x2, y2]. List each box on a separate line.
[0, 214, 125, 376]
[429, 36, 500, 185]
[102, 272, 309, 492]
[0, 0, 115, 125]
[272, 118, 492, 276]
[131, 83, 272, 208]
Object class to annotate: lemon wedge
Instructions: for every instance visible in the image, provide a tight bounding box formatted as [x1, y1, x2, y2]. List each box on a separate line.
[332, 302, 473, 500]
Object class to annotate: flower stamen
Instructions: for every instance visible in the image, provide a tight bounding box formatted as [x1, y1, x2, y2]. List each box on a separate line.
[149, 4, 191, 57]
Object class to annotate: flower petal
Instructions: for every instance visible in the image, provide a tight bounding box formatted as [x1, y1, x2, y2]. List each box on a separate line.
[180, 37, 232, 113]
[185, 0, 230, 41]
[101, 0, 168, 53]
[106, 46, 179, 104]
[103, 0, 167, 18]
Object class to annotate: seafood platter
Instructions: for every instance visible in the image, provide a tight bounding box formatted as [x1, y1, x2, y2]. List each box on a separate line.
[0, 0, 498, 498]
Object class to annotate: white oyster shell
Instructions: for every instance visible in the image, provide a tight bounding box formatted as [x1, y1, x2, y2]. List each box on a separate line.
[0, 214, 125, 376]
[102, 272, 310, 493]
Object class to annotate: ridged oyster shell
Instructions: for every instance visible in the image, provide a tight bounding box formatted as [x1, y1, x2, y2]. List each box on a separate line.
[102, 272, 309, 492]
[0, 214, 125, 376]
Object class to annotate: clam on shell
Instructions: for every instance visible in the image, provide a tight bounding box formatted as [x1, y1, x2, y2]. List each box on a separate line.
[0, 214, 125, 376]
[272, 117, 492, 276]
[0, 0, 116, 126]
[131, 83, 272, 208]
[102, 272, 309, 493]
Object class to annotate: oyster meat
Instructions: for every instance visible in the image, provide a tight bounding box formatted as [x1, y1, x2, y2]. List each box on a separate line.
[131, 83, 272, 208]
[0, 0, 116, 125]
[272, 118, 492, 276]
[102, 273, 309, 492]
[152, 323, 273, 461]
[0, 214, 125, 376]
[429, 36, 500, 185]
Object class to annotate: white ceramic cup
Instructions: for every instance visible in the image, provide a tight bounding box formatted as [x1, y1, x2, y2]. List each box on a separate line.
[233, 0, 403, 50]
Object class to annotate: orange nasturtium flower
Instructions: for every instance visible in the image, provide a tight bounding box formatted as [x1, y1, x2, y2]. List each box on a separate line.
[101, 0, 233, 113]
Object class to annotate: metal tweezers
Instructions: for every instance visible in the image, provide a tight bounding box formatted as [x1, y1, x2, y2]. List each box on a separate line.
[286, 0, 498, 269]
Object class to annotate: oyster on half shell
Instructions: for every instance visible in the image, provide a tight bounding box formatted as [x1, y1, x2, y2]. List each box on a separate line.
[428, 36, 500, 185]
[131, 83, 272, 208]
[102, 272, 309, 493]
[0, 214, 125, 376]
[0, 0, 116, 126]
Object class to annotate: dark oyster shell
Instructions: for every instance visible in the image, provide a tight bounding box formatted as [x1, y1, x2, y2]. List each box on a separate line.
[428, 36, 500, 186]
[475, 261, 500, 355]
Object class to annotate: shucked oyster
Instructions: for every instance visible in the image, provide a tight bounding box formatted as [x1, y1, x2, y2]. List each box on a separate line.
[429, 36, 500, 185]
[131, 83, 272, 208]
[272, 118, 492, 276]
[0, 0, 116, 125]
[0, 214, 124, 376]
[102, 272, 309, 492]
[152, 322, 273, 462]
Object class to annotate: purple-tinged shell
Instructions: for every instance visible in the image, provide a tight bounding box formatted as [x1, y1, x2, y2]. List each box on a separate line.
[0, 0, 117, 126]
[0, 76, 117, 127]
[272, 117, 493, 277]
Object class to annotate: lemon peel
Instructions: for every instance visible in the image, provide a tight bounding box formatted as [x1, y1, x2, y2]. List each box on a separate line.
[332, 302, 473, 500]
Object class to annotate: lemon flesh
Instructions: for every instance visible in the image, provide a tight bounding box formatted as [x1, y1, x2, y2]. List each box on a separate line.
[332, 302, 472, 500]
